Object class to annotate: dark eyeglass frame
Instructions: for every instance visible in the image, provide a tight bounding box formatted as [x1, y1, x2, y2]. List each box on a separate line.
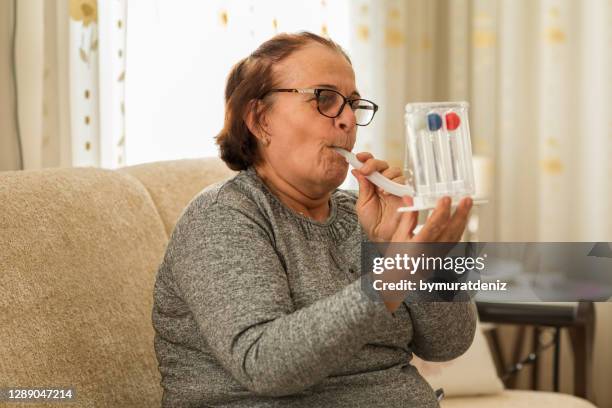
[262, 88, 379, 126]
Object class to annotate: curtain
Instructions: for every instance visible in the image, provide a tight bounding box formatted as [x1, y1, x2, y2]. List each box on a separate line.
[9, 0, 609, 241]
[10, 0, 127, 170]
[0, 0, 21, 171]
[348, 0, 611, 243]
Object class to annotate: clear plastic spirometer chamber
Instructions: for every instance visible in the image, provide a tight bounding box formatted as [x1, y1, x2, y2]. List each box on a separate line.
[403, 101, 477, 211]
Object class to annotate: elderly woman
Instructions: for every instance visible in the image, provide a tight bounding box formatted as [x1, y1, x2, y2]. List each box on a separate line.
[152, 32, 476, 407]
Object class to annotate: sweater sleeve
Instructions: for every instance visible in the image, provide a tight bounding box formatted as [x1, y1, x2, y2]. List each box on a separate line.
[406, 301, 477, 362]
[169, 202, 395, 397]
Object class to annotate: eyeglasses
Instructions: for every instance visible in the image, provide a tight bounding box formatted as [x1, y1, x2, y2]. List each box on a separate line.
[263, 88, 378, 126]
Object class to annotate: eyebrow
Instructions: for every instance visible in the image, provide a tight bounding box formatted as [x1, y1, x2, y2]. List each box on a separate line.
[311, 84, 361, 98]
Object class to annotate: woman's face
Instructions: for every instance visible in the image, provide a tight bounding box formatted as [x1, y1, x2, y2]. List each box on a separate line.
[258, 42, 358, 197]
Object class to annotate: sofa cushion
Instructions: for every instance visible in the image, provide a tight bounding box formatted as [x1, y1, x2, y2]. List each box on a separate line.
[120, 158, 234, 236]
[441, 390, 596, 407]
[0, 168, 168, 407]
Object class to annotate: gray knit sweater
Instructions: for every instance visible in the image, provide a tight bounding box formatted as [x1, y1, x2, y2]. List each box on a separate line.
[152, 167, 476, 407]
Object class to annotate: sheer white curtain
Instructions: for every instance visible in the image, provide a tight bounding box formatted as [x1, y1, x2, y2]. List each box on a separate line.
[124, 0, 350, 166]
[12, 0, 127, 169]
[347, 0, 611, 243]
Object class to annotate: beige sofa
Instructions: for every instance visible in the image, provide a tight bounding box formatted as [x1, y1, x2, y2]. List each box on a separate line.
[0, 158, 597, 407]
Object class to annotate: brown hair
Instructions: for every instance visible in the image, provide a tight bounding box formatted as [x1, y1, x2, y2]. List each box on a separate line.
[215, 32, 351, 171]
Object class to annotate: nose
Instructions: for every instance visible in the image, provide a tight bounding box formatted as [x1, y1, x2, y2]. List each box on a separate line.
[334, 102, 357, 132]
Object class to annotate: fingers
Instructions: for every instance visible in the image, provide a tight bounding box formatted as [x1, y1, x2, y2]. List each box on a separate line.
[381, 167, 403, 181]
[354, 152, 390, 175]
[391, 196, 419, 241]
[414, 197, 473, 243]
[351, 169, 376, 204]
[355, 152, 404, 194]
[413, 197, 452, 242]
[439, 197, 473, 242]
[355, 152, 374, 162]
[360, 159, 389, 175]
[377, 167, 404, 195]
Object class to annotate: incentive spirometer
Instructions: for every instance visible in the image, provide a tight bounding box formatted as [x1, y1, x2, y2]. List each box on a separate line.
[334, 101, 485, 212]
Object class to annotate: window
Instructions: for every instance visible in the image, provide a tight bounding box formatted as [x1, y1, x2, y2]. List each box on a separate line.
[125, 0, 350, 165]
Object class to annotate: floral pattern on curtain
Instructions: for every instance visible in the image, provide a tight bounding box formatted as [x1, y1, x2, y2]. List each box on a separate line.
[67, 0, 127, 168]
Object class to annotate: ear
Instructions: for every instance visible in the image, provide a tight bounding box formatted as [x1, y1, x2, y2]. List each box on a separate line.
[244, 99, 270, 142]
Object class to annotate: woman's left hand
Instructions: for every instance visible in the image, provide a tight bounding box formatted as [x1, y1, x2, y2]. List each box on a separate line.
[352, 152, 418, 242]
